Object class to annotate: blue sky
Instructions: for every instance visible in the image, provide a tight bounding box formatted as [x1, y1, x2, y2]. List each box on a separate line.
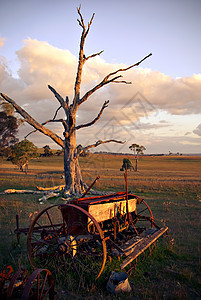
[0, 0, 201, 154]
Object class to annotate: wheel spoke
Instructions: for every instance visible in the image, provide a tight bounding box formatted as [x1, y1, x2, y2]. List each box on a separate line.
[40, 252, 59, 269]
[45, 210, 60, 241]
[137, 207, 148, 215]
[37, 273, 40, 299]
[40, 272, 48, 299]
[72, 255, 95, 274]
[21, 269, 55, 300]
[41, 286, 52, 300]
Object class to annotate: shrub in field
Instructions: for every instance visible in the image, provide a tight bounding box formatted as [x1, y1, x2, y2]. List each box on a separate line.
[120, 158, 134, 171]
[8, 139, 38, 173]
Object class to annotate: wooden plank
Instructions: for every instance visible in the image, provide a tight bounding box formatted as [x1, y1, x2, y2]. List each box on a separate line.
[120, 226, 168, 269]
[88, 198, 137, 223]
[119, 236, 143, 256]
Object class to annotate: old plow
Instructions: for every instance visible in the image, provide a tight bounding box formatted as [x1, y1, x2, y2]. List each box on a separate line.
[14, 172, 168, 288]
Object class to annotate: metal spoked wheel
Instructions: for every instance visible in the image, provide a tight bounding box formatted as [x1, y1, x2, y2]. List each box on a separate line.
[7, 269, 28, 299]
[21, 269, 55, 300]
[132, 199, 158, 233]
[27, 204, 107, 288]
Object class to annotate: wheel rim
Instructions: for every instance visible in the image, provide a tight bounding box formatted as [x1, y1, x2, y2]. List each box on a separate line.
[27, 205, 66, 272]
[27, 204, 107, 287]
[21, 269, 55, 300]
[7, 269, 28, 299]
[132, 199, 157, 231]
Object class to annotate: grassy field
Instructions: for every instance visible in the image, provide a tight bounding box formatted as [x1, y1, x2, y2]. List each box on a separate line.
[0, 154, 201, 299]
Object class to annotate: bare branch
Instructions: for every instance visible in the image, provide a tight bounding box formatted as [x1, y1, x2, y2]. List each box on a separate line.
[107, 53, 152, 78]
[77, 19, 82, 28]
[24, 105, 66, 139]
[88, 13, 95, 26]
[48, 85, 69, 113]
[65, 96, 69, 106]
[75, 139, 125, 158]
[53, 105, 62, 120]
[79, 53, 152, 106]
[77, 6, 85, 29]
[24, 118, 66, 139]
[24, 130, 36, 139]
[42, 119, 64, 126]
[0, 93, 64, 148]
[85, 13, 95, 37]
[112, 80, 132, 84]
[84, 50, 104, 62]
[73, 7, 96, 112]
[75, 100, 109, 131]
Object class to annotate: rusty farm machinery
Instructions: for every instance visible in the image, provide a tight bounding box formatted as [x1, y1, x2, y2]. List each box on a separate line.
[7, 172, 168, 297]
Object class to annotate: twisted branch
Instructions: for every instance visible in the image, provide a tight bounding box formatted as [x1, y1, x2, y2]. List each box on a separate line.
[73, 7, 97, 112]
[0, 93, 64, 148]
[74, 100, 109, 131]
[25, 106, 66, 139]
[84, 50, 104, 63]
[53, 105, 62, 120]
[48, 85, 69, 113]
[75, 139, 125, 158]
[78, 53, 152, 106]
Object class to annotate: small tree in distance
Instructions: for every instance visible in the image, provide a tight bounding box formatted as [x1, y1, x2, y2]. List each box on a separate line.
[9, 139, 38, 174]
[120, 158, 134, 172]
[1, 7, 151, 195]
[43, 145, 53, 157]
[129, 144, 146, 171]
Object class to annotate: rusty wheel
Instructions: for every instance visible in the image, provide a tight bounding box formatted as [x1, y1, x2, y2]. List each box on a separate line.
[132, 199, 158, 232]
[7, 269, 28, 299]
[27, 205, 67, 274]
[27, 204, 107, 286]
[21, 268, 55, 300]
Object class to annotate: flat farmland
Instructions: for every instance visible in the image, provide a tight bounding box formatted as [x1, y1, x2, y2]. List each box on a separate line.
[0, 154, 201, 299]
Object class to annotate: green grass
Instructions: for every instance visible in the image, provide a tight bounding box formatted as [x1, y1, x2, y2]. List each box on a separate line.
[0, 154, 201, 299]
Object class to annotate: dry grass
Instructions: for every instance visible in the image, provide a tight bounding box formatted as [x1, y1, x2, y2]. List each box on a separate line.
[0, 154, 201, 298]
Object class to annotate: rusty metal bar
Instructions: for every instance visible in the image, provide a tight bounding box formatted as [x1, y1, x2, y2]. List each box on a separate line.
[124, 164, 130, 223]
[81, 176, 100, 198]
[141, 199, 154, 227]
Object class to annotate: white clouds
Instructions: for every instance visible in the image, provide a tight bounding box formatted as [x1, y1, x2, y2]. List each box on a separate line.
[0, 57, 24, 97]
[1, 38, 201, 115]
[16, 39, 77, 102]
[193, 123, 201, 137]
[0, 38, 201, 153]
[130, 70, 201, 115]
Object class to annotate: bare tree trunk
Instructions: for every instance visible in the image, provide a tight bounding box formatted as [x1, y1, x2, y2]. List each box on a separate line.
[25, 163, 28, 175]
[64, 134, 76, 194]
[63, 129, 85, 195]
[75, 159, 86, 194]
[135, 156, 138, 172]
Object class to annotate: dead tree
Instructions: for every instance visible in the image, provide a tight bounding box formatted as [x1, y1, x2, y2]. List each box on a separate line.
[1, 7, 152, 195]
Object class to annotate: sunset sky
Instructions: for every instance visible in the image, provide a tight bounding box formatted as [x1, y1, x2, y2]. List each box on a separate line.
[0, 0, 201, 154]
